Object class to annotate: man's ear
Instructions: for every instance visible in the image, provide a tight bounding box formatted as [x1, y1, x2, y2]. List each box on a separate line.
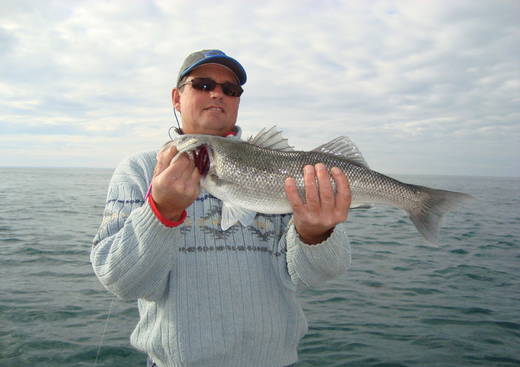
[172, 88, 181, 112]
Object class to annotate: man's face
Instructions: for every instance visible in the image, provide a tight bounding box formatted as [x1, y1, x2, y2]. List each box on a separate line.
[173, 63, 241, 136]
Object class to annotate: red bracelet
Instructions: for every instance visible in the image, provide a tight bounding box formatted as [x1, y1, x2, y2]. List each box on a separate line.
[147, 195, 187, 227]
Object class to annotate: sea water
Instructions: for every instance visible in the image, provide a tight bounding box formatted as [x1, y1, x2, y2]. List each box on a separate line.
[1, 168, 519, 367]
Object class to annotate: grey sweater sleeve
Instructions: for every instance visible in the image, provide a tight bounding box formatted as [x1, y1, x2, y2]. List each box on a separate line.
[91, 151, 179, 301]
[285, 220, 351, 289]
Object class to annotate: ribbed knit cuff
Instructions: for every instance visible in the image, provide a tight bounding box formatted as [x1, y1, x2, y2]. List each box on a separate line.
[286, 222, 351, 288]
[296, 222, 350, 262]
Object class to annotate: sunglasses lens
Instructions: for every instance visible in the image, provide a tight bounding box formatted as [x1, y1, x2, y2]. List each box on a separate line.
[222, 83, 243, 97]
[191, 78, 217, 91]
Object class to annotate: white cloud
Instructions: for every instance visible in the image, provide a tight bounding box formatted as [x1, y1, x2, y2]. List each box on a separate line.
[0, 0, 519, 176]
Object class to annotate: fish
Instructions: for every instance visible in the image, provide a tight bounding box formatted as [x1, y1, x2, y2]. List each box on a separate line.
[170, 126, 474, 244]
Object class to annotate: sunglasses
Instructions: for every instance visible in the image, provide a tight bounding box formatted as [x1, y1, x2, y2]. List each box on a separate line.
[179, 77, 243, 97]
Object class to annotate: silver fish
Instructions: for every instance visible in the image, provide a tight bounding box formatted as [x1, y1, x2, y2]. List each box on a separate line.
[171, 127, 473, 244]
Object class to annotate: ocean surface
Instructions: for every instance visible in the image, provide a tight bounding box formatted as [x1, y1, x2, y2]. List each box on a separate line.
[0, 167, 519, 367]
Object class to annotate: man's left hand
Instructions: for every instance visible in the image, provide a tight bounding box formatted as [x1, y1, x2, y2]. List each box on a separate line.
[284, 163, 351, 245]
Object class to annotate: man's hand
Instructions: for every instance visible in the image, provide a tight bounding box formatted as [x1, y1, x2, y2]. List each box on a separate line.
[151, 145, 201, 221]
[284, 163, 351, 245]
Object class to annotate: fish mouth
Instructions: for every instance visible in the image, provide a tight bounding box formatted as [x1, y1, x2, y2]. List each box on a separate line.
[193, 145, 210, 176]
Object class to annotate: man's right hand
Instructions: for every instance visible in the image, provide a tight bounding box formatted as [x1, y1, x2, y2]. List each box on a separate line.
[151, 144, 201, 221]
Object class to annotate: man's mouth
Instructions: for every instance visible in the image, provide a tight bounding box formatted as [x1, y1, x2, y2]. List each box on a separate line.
[204, 106, 224, 112]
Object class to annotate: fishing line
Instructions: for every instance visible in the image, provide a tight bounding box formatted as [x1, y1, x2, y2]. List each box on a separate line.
[93, 295, 116, 367]
[168, 108, 182, 141]
[173, 108, 181, 129]
[168, 125, 176, 141]
[93, 97, 180, 366]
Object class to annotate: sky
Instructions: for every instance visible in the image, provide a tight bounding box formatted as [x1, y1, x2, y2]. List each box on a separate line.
[1, 0, 519, 177]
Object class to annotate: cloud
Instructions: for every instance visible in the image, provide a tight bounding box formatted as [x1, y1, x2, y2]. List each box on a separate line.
[0, 0, 519, 176]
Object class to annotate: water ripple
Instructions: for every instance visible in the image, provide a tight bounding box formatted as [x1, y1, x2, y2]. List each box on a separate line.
[2, 169, 519, 366]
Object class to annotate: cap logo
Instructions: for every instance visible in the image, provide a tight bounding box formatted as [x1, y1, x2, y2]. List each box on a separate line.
[204, 50, 225, 57]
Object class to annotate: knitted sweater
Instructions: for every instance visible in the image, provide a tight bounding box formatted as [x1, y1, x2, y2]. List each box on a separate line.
[91, 128, 351, 367]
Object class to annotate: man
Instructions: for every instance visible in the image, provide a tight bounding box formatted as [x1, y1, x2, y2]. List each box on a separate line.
[91, 49, 352, 367]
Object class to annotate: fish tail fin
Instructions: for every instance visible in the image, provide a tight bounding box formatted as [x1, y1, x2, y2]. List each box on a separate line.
[407, 186, 474, 245]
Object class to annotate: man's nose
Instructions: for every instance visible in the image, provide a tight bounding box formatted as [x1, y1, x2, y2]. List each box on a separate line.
[209, 85, 225, 98]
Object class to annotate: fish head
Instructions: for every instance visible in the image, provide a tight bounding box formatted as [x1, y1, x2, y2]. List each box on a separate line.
[170, 135, 217, 177]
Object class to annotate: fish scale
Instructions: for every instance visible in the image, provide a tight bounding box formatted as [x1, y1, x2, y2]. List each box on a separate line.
[214, 143, 417, 211]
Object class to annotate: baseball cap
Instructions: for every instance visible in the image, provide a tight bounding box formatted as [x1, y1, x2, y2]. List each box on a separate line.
[177, 49, 247, 87]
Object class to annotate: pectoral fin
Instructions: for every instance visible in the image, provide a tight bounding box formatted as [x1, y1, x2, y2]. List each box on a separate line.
[221, 202, 257, 230]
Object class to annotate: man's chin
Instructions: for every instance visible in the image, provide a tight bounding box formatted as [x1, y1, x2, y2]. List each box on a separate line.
[190, 121, 234, 136]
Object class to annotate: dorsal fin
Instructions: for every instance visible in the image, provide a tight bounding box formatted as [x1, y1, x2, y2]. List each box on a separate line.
[312, 136, 369, 168]
[247, 126, 294, 151]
